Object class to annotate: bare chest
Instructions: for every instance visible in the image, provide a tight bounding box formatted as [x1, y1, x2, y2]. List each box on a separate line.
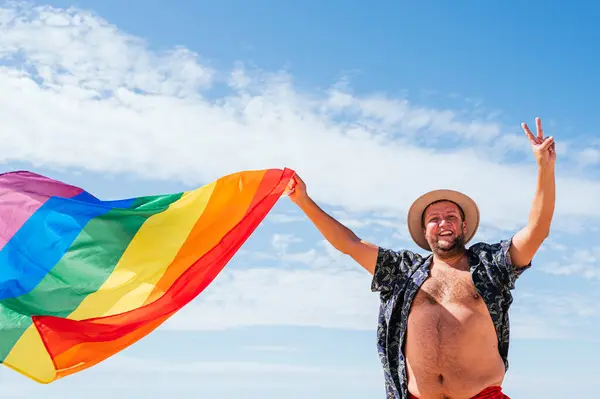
[413, 269, 481, 306]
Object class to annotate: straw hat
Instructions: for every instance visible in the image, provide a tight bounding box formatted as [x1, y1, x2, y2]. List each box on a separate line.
[407, 189, 480, 251]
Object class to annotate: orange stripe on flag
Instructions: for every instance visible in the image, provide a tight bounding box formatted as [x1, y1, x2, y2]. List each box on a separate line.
[31, 168, 294, 381]
[145, 169, 267, 304]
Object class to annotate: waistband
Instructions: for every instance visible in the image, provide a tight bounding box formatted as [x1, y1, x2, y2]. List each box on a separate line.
[408, 385, 509, 399]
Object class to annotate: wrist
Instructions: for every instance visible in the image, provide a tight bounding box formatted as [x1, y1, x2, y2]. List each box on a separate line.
[537, 162, 555, 174]
[294, 194, 312, 208]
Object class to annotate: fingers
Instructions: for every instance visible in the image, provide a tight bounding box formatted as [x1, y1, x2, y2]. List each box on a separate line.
[522, 122, 537, 143]
[523, 117, 546, 143]
[288, 174, 305, 193]
[536, 117, 544, 139]
[539, 136, 554, 152]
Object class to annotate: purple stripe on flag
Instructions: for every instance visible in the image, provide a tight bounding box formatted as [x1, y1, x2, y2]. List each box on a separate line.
[0, 171, 83, 251]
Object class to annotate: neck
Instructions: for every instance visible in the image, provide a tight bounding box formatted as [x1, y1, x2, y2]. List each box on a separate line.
[433, 248, 467, 269]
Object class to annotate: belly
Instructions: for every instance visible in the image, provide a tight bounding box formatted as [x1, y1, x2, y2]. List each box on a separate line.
[405, 301, 506, 398]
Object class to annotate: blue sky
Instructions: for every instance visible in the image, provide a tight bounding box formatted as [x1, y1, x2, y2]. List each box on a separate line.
[0, 1, 599, 398]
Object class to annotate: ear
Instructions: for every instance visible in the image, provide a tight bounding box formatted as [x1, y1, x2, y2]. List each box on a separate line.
[462, 221, 467, 234]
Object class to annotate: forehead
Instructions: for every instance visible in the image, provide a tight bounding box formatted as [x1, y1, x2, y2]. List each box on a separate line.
[423, 201, 461, 218]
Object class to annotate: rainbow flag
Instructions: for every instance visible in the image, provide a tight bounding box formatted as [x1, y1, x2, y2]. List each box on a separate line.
[0, 168, 294, 383]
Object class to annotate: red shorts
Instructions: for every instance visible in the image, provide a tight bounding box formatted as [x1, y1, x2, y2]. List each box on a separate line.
[408, 385, 510, 399]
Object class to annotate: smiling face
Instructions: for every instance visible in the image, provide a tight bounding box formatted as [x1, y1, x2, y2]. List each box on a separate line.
[422, 200, 467, 258]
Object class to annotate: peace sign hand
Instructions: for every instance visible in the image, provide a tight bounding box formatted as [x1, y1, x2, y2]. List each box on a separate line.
[522, 117, 556, 168]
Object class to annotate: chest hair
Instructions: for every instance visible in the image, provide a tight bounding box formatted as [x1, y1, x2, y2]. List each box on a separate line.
[418, 267, 480, 305]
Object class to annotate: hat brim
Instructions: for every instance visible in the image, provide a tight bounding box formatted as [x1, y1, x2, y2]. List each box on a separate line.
[407, 189, 479, 251]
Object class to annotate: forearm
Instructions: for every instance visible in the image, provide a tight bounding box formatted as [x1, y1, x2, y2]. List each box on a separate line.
[527, 164, 555, 238]
[294, 195, 361, 254]
[509, 165, 555, 267]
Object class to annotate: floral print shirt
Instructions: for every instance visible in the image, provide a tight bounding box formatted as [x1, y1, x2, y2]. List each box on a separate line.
[371, 239, 531, 398]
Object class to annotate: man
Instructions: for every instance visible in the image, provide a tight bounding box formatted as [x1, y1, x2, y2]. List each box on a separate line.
[287, 118, 555, 399]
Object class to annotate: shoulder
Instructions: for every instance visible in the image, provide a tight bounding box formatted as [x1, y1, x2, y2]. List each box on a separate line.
[468, 239, 530, 289]
[468, 240, 511, 260]
[371, 247, 425, 293]
[377, 246, 421, 264]
[377, 247, 425, 271]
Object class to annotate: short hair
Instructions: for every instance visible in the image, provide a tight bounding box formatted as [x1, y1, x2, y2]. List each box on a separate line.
[421, 200, 465, 228]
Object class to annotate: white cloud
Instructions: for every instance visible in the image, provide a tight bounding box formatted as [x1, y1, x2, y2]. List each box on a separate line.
[271, 233, 302, 253]
[165, 266, 378, 331]
[229, 66, 251, 90]
[542, 261, 600, 279]
[0, 0, 599, 344]
[265, 212, 305, 223]
[0, 354, 383, 397]
[101, 355, 342, 375]
[0, 3, 213, 96]
[509, 289, 600, 341]
[578, 148, 600, 166]
[166, 266, 600, 341]
[161, 238, 600, 340]
[538, 246, 600, 279]
[0, 1, 599, 239]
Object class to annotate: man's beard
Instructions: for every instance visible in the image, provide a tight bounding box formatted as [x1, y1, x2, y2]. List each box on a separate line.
[428, 232, 466, 258]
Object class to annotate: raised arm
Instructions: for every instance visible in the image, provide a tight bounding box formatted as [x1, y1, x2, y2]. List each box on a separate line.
[286, 174, 379, 274]
[510, 117, 556, 267]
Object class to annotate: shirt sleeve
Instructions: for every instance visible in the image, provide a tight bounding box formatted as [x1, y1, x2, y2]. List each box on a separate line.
[371, 247, 416, 293]
[474, 238, 532, 291]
